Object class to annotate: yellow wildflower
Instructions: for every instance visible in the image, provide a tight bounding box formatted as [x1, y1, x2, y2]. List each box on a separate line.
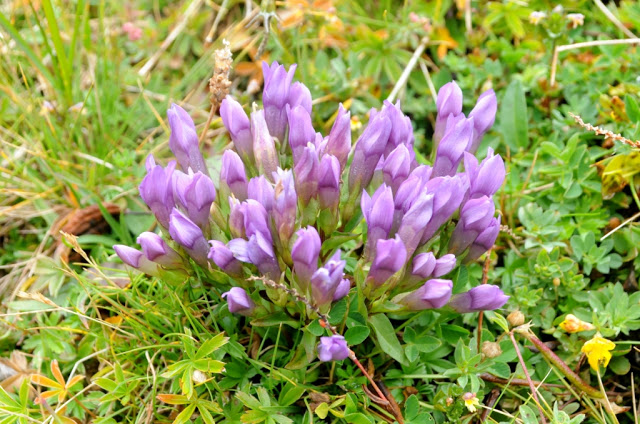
[462, 392, 480, 413]
[559, 314, 595, 333]
[567, 13, 585, 29]
[581, 334, 615, 371]
[350, 116, 362, 131]
[529, 11, 546, 25]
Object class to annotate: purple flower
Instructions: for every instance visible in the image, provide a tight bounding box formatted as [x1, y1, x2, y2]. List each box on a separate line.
[168, 208, 209, 265]
[311, 250, 346, 307]
[173, 169, 216, 229]
[467, 89, 497, 154]
[242, 199, 272, 243]
[420, 174, 468, 244]
[433, 254, 457, 277]
[228, 197, 246, 239]
[411, 252, 437, 280]
[114, 245, 160, 276]
[262, 61, 298, 141]
[220, 150, 248, 201]
[317, 335, 349, 362]
[273, 169, 297, 245]
[433, 117, 474, 177]
[227, 238, 250, 262]
[361, 184, 394, 253]
[348, 111, 392, 194]
[220, 96, 253, 162]
[367, 235, 407, 287]
[247, 232, 281, 280]
[291, 226, 321, 288]
[293, 143, 320, 206]
[222, 287, 255, 316]
[463, 148, 505, 200]
[251, 109, 279, 181]
[449, 196, 496, 255]
[248, 176, 275, 213]
[396, 193, 434, 258]
[381, 100, 415, 158]
[287, 105, 316, 163]
[288, 81, 313, 113]
[333, 279, 350, 301]
[381, 144, 411, 193]
[137, 232, 183, 268]
[167, 104, 208, 175]
[434, 82, 463, 144]
[326, 104, 351, 169]
[208, 240, 244, 277]
[393, 165, 432, 231]
[464, 216, 501, 264]
[139, 156, 176, 228]
[318, 154, 341, 211]
[448, 285, 509, 313]
[398, 279, 453, 310]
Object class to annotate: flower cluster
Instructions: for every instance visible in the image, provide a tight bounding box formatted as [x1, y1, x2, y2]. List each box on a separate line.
[114, 62, 509, 362]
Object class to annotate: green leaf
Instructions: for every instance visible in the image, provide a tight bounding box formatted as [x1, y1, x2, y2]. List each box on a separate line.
[345, 325, 370, 345]
[94, 378, 118, 392]
[196, 333, 229, 359]
[626, 95, 640, 123]
[315, 402, 329, 419]
[173, 403, 196, 424]
[278, 383, 306, 407]
[499, 79, 529, 149]
[609, 356, 630, 375]
[368, 314, 407, 365]
[251, 312, 300, 328]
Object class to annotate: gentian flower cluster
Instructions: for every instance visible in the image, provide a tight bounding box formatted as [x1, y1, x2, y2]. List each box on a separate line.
[114, 62, 508, 363]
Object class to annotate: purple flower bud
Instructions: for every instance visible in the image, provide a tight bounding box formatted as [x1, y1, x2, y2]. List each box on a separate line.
[287, 105, 316, 163]
[397, 193, 434, 258]
[262, 61, 297, 141]
[168, 208, 209, 265]
[381, 100, 414, 157]
[228, 197, 246, 239]
[137, 232, 183, 268]
[227, 238, 250, 262]
[291, 226, 321, 288]
[464, 149, 505, 200]
[167, 104, 208, 175]
[393, 165, 432, 226]
[173, 170, 216, 229]
[208, 240, 244, 276]
[420, 174, 468, 244]
[294, 142, 320, 206]
[433, 254, 457, 277]
[348, 112, 392, 193]
[398, 279, 453, 310]
[220, 96, 253, 161]
[273, 169, 297, 245]
[288, 81, 312, 114]
[248, 176, 275, 213]
[433, 117, 474, 178]
[412, 252, 437, 279]
[448, 285, 509, 313]
[367, 235, 407, 287]
[114, 245, 160, 276]
[464, 216, 501, 264]
[139, 157, 176, 228]
[326, 104, 351, 169]
[467, 89, 497, 154]
[434, 82, 463, 144]
[318, 154, 341, 211]
[311, 250, 346, 306]
[317, 335, 349, 362]
[222, 287, 255, 316]
[251, 109, 279, 181]
[243, 199, 272, 243]
[220, 150, 248, 201]
[382, 144, 411, 193]
[362, 184, 394, 252]
[247, 232, 281, 279]
[333, 279, 350, 301]
[449, 196, 496, 255]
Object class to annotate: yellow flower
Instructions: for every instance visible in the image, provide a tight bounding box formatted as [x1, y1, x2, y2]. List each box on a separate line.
[462, 392, 480, 413]
[559, 314, 595, 333]
[581, 334, 615, 371]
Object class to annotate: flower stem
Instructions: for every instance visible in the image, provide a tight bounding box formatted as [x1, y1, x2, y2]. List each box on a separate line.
[509, 332, 548, 424]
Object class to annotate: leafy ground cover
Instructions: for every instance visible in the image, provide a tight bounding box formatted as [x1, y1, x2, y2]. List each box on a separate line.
[2, 1, 640, 423]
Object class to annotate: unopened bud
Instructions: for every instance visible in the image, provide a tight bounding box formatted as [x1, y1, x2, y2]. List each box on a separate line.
[507, 310, 525, 327]
[552, 277, 561, 287]
[192, 369, 207, 384]
[481, 341, 502, 358]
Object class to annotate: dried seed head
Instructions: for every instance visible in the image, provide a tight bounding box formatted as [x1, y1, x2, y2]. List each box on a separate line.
[507, 310, 525, 327]
[209, 39, 233, 110]
[481, 341, 502, 358]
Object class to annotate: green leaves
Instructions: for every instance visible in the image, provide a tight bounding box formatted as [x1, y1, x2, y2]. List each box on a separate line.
[368, 314, 407, 365]
[499, 79, 529, 150]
